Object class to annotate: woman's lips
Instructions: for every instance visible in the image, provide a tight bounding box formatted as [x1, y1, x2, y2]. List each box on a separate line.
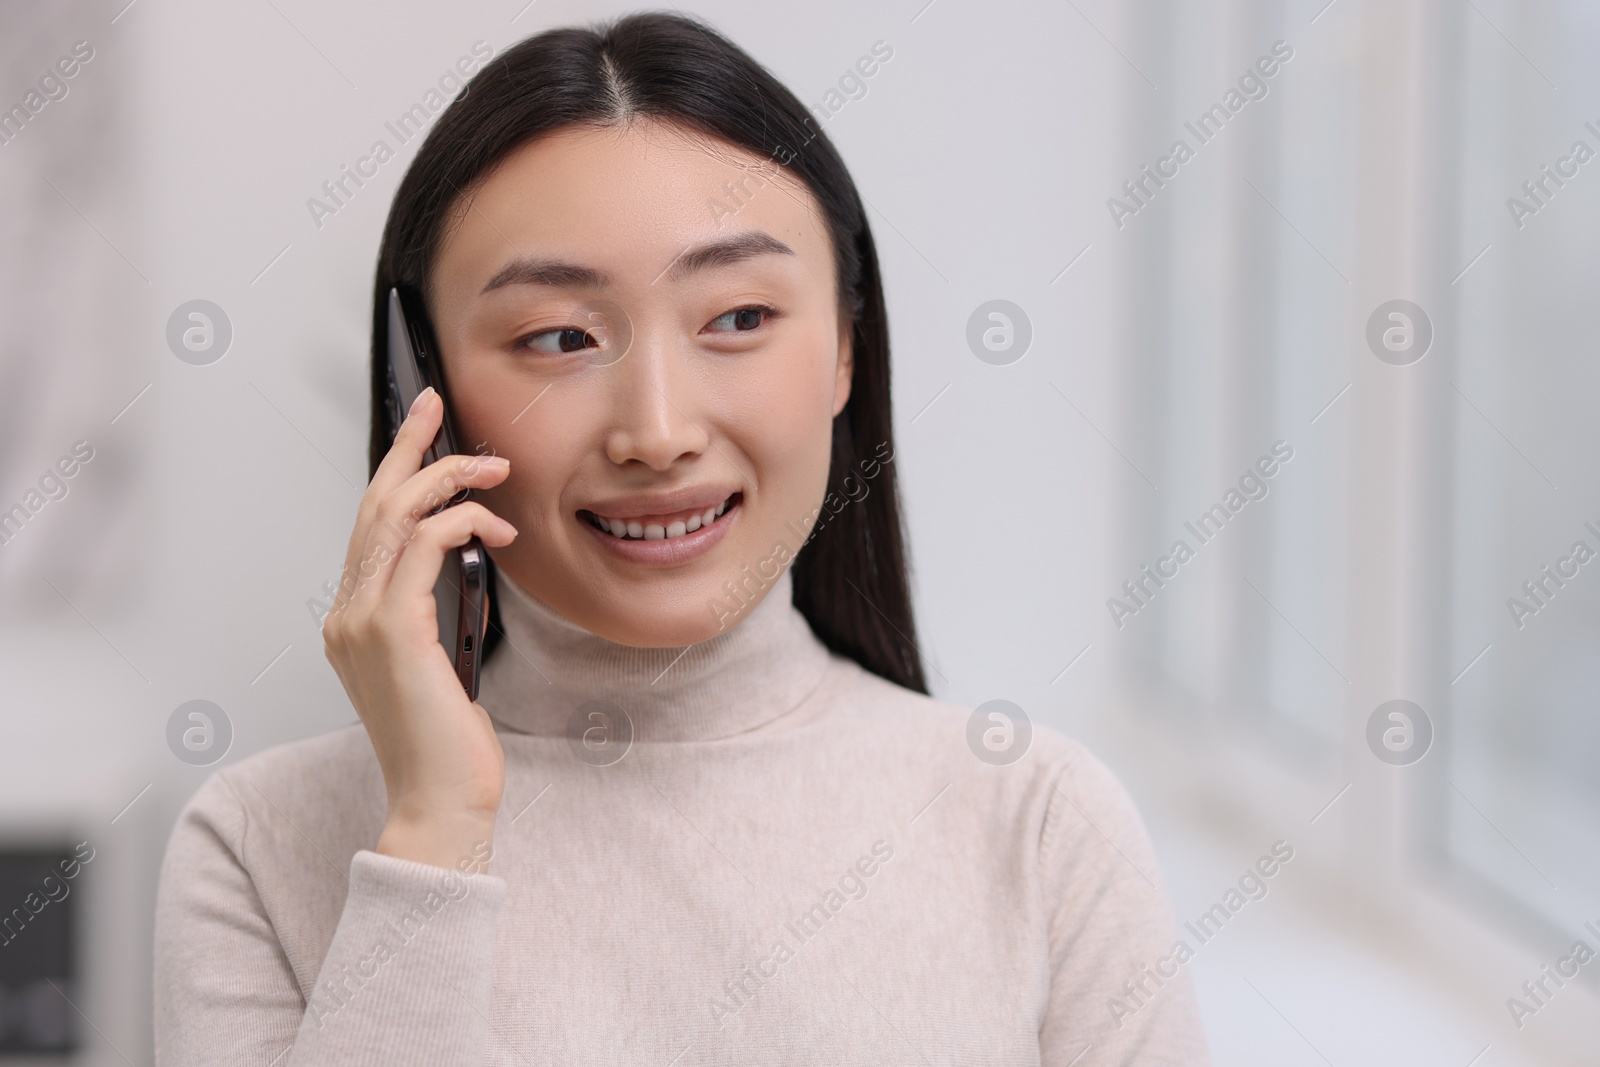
[579, 495, 740, 566]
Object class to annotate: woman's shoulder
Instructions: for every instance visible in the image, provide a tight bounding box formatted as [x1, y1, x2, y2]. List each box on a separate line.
[819, 652, 1110, 772]
[166, 722, 385, 865]
[815, 653, 1139, 835]
[154, 724, 391, 1010]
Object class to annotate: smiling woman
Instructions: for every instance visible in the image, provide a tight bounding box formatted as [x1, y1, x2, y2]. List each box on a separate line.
[152, 10, 1209, 1065]
[425, 121, 856, 648]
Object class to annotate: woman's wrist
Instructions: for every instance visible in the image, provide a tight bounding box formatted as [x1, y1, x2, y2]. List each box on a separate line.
[377, 807, 497, 872]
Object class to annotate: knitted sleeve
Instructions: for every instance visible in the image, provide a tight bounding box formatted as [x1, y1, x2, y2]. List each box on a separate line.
[1035, 744, 1211, 1066]
[153, 771, 508, 1066]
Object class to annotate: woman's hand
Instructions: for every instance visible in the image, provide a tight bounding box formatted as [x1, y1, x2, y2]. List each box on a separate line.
[322, 387, 518, 872]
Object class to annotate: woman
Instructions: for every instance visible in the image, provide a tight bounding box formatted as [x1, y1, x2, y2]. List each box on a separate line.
[154, 11, 1209, 1064]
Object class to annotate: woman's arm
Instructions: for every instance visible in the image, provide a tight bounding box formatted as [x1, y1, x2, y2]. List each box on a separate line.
[1036, 746, 1212, 1066]
[322, 385, 518, 870]
[154, 769, 508, 1066]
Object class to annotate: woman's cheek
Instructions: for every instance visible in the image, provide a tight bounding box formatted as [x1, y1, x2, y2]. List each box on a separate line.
[449, 370, 514, 456]
[751, 384, 837, 519]
[729, 386, 821, 482]
[747, 338, 837, 439]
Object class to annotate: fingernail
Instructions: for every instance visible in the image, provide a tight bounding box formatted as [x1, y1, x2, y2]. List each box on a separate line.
[481, 456, 509, 469]
[408, 387, 434, 417]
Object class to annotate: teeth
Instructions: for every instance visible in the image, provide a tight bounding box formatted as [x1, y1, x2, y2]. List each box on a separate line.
[590, 497, 734, 541]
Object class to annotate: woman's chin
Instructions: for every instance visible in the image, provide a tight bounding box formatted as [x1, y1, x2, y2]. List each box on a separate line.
[572, 592, 766, 648]
[504, 562, 776, 648]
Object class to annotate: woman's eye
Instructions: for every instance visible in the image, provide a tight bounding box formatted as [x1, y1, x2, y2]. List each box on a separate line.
[519, 328, 598, 355]
[706, 305, 776, 333]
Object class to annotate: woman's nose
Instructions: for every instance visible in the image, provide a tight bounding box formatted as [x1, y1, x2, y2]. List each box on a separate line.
[601, 328, 710, 471]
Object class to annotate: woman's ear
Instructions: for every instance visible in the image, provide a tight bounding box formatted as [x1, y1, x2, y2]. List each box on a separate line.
[832, 320, 854, 417]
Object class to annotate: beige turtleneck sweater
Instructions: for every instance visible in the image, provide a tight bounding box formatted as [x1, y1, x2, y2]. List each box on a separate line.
[153, 568, 1210, 1065]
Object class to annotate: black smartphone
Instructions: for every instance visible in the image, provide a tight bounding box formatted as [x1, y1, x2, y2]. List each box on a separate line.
[384, 286, 490, 702]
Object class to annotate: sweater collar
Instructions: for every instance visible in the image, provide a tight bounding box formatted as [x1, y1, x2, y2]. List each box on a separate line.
[478, 566, 834, 742]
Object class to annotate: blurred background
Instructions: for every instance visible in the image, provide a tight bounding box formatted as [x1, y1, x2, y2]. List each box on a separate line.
[1, 0, 1596, 1062]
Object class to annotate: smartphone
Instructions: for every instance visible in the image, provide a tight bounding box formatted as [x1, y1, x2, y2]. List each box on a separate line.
[384, 286, 490, 701]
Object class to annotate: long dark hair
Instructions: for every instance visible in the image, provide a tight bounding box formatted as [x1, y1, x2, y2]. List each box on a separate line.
[368, 10, 927, 695]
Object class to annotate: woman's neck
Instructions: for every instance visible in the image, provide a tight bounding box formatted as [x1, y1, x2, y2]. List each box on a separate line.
[477, 566, 834, 742]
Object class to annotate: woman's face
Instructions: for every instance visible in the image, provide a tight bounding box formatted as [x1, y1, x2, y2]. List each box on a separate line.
[428, 119, 852, 647]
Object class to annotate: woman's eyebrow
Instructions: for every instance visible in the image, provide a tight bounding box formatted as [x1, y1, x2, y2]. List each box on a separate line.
[481, 258, 610, 293]
[480, 231, 795, 295]
[659, 230, 796, 283]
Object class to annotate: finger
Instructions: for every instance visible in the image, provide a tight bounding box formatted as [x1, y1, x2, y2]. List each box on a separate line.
[338, 389, 446, 586]
[384, 502, 517, 611]
[345, 452, 510, 606]
[334, 461, 511, 625]
[368, 387, 445, 499]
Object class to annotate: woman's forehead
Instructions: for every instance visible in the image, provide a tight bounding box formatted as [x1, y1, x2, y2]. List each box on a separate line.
[433, 120, 830, 301]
